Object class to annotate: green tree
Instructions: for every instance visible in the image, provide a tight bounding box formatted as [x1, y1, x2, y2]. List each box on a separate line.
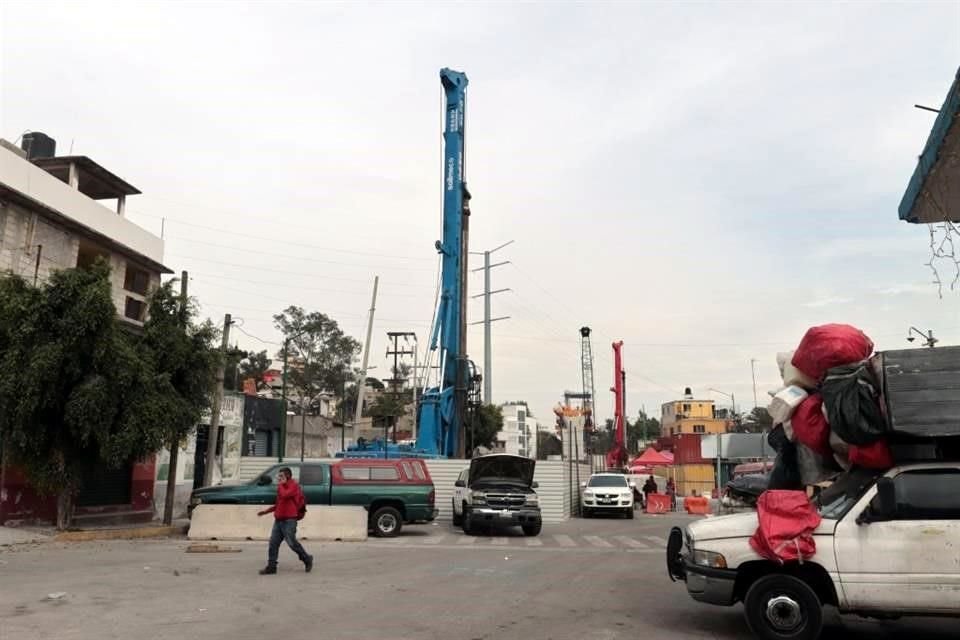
[466, 404, 503, 456]
[741, 407, 773, 433]
[0, 268, 218, 529]
[238, 349, 271, 391]
[273, 307, 361, 415]
[223, 347, 248, 391]
[627, 409, 661, 453]
[537, 431, 562, 458]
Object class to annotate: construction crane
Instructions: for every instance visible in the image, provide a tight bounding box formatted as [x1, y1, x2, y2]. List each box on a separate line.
[606, 341, 628, 470]
[580, 327, 597, 435]
[341, 68, 480, 460]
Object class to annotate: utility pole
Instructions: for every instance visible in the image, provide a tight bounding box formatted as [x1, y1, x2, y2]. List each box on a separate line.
[163, 271, 188, 525]
[470, 241, 513, 404]
[203, 313, 232, 486]
[750, 359, 759, 408]
[354, 277, 379, 428]
[386, 331, 416, 446]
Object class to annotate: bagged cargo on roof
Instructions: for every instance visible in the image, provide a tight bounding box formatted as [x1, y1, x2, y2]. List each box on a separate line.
[768, 386, 809, 425]
[792, 324, 874, 382]
[848, 439, 894, 470]
[767, 440, 803, 491]
[796, 442, 840, 486]
[791, 394, 832, 456]
[875, 346, 960, 438]
[821, 362, 887, 445]
[749, 490, 821, 564]
[776, 351, 817, 389]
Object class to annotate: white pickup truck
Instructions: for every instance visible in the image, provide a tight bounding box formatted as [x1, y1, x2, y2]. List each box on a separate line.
[667, 462, 960, 640]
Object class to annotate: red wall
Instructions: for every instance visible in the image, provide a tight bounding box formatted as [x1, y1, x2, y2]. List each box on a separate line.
[671, 434, 710, 464]
[0, 455, 156, 524]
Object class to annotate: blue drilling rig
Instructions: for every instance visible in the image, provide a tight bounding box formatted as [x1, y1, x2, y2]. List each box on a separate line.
[340, 68, 481, 460]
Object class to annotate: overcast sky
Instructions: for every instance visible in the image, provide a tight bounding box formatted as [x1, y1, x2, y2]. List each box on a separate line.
[3, 1, 959, 424]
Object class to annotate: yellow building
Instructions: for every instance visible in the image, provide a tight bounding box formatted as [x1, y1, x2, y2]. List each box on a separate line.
[661, 388, 731, 436]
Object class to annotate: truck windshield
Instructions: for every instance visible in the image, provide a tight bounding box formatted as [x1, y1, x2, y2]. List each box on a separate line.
[817, 467, 882, 519]
[589, 476, 628, 488]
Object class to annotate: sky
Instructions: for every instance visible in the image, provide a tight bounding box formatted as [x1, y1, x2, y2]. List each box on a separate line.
[2, 1, 959, 426]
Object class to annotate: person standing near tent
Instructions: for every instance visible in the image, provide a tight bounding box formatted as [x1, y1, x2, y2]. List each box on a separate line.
[642, 475, 658, 505]
[666, 477, 677, 510]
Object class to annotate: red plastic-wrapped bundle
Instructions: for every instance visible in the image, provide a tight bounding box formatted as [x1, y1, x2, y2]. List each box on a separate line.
[791, 394, 831, 457]
[792, 324, 874, 382]
[749, 490, 821, 564]
[848, 439, 894, 470]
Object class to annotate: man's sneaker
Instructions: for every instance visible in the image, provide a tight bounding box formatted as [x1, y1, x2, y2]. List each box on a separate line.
[304, 555, 314, 573]
[259, 566, 277, 575]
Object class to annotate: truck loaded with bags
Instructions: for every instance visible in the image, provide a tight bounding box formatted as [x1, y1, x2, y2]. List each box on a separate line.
[669, 324, 960, 640]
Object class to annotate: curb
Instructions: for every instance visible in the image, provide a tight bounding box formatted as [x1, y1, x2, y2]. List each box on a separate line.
[54, 525, 185, 543]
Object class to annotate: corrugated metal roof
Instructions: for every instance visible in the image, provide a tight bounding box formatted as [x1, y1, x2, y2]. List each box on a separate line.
[899, 66, 960, 223]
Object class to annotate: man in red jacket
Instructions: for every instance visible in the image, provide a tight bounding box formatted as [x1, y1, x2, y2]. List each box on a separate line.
[257, 467, 313, 575]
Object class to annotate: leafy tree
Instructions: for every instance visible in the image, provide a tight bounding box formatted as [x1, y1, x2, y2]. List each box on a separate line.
[741, 407, 773, 433]
[273, 307, 361, 415]
[238, 349, 271, 391]
[627, 410, 661, 453]
[466, 404, 503, 456]
[0, 267, 218, 529]
[537, 431, 562, 458]
[340, 377, 386, 420]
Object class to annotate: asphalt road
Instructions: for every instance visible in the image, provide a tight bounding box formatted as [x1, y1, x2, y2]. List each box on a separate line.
[1, 513, 958, 640]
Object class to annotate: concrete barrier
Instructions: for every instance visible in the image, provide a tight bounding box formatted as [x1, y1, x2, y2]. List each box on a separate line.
[188, 505, 367, 542]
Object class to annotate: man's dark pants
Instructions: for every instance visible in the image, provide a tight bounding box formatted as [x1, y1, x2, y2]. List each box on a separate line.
[267, 519, 310, 569]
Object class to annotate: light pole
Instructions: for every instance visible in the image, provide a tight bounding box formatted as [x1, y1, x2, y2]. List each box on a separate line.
[907, 327, 938, 348]
[750, 359, 759, 409]
[707, 388, 735, 493]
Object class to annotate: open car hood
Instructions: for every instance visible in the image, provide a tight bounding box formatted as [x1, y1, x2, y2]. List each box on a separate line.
[469, 454, 536, 488]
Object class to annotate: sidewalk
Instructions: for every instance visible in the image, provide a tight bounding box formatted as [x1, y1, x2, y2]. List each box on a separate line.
[0, 526, 51, 546]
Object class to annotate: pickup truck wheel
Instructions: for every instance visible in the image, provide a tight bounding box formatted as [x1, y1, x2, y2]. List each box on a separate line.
[461, 508, 475, 535]
[744, 574, 823, 640]
[371, 506, 403, 538]
[451, 499, 463, 527]
[521, 522, 542, 536]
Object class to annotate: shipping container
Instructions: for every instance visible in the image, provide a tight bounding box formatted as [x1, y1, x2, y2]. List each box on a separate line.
[672, 434, 710, 464]
[673, 463, 716, 497]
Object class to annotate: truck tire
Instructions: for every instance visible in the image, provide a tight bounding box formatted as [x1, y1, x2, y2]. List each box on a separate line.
[743, 574, 823, 640]
[522, 521, 542, 537]
[451, 499, 463, 527]
[461, 508, 475, 535]
[371, 506, 403, 538]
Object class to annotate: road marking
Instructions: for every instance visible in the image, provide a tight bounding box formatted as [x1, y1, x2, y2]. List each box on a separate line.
[525, 537, 543, 546]
[615, 536, 648, 549]
[584, 535, 614, 548]
[489, 537, 510, 546]
[422, 535, 447, 545]
[553, 534, 576, 547]
[642, 535, 668, 547]
[456, 535, 477, 545]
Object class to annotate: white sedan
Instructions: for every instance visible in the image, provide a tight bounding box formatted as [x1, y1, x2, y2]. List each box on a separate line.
[581, 473, 636, 519]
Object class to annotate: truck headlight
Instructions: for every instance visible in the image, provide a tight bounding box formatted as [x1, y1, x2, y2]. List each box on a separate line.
[692, 549, 727, 569]
[525, 494, 539, 506]
[583, 491, 594, 498]
[472, 492, 486, 505]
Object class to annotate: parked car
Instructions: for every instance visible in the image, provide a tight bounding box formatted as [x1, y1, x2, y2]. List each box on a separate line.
[667, 463, 960, 640]
[452, 454, 542, 536]
[188, 458, 437, 537]
[581, 472, 635, 518]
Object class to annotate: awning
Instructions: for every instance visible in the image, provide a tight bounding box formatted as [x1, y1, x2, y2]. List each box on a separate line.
[899, 67, 960, 224]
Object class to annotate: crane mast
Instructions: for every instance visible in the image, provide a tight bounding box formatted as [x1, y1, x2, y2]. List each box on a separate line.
[606, 341, 628, 470]
[417, 68, 477, 459]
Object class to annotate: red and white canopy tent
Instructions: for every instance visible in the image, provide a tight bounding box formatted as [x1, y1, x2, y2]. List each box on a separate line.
[628, 447, 674, 474]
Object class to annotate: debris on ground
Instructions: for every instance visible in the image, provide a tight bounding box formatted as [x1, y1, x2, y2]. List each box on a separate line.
[185, 543, 242, 553]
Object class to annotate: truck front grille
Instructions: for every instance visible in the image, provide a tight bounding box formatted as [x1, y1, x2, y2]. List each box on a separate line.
[485, 493, 526, 508]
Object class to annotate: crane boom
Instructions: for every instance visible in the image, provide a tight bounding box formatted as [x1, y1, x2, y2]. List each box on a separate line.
[606, 341, 628, 469]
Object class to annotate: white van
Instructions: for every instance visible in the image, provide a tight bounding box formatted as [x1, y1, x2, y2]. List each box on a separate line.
[667, 462, 960, 640]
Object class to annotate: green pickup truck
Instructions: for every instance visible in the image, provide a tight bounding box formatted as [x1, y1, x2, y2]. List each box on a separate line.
[188, 458, 437, 537]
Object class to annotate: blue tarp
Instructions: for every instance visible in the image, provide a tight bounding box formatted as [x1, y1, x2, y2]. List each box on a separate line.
[899, 66, 960, 223]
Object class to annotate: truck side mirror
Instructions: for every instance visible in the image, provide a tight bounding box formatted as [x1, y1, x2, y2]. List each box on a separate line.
[454, 479, 465, 488]
[873, 477, 896, 520]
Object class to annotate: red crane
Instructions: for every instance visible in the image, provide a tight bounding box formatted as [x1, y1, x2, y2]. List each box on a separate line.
[606, 341, 628, 470]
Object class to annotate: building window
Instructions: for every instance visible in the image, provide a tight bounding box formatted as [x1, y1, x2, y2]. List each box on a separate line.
[693, 425, 706, 434]
[123, 264, 150, 296]
[683, 403, 691, 412]
[124, 297, 146, 322]
[518, 409, 526, 421]
[76, 241, 109, 270]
